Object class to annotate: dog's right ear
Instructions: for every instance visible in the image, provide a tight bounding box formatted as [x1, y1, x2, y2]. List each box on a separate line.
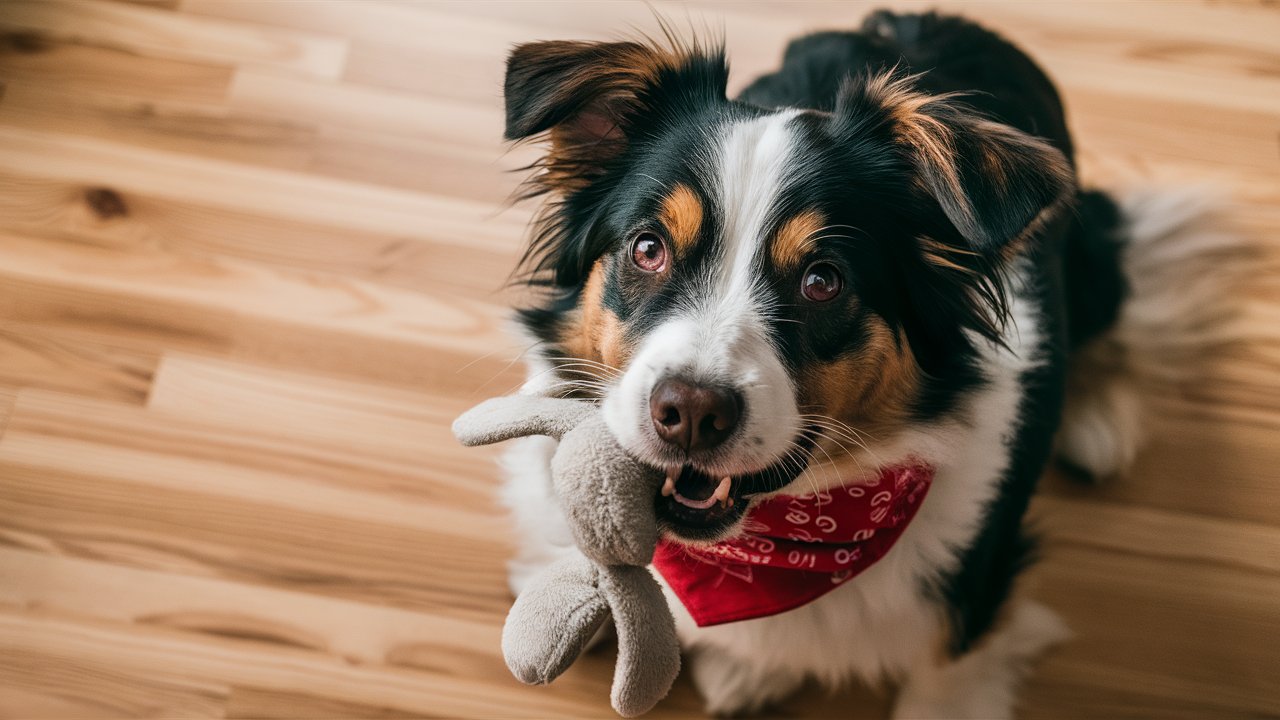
[504, 41, 666, 141]
[504, 40, 720, 192]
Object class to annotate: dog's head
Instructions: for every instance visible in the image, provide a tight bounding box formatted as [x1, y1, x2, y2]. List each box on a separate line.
[504, 39, 1071, 541]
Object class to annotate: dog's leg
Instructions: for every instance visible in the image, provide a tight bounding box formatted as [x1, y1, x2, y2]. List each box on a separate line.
[893, 601, 1069, 719]
[687, 644, 805, 717]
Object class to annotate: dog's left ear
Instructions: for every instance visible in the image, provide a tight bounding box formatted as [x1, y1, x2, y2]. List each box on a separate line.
[908, 114, 1074, 257]
[839, 73, 1075, 257]
[836, 73, 1075, 343]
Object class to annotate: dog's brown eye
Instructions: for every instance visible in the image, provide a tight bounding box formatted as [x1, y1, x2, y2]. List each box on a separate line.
[801, 262, 842, 302]
[631, 232, 667, 273]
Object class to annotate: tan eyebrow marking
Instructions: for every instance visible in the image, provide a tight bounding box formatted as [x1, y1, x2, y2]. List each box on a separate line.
[658, 183, 703, 256]
[770, 209, 828, 270]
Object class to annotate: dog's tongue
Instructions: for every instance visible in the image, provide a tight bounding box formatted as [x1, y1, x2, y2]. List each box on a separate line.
[663, 469, 732, 510]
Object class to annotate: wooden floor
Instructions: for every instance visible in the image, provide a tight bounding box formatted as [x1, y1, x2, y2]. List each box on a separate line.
[1, 1, 1278, 717]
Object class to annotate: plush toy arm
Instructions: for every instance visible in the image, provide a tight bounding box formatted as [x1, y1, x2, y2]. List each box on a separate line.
[453, 395, 596, 446]
[599, 566, 681, 718]
[501, 553, 611, 687]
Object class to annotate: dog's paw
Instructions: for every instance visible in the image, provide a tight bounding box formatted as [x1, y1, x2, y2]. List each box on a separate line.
[687, 645, 803, 717]
[893, 601, 1069, 719]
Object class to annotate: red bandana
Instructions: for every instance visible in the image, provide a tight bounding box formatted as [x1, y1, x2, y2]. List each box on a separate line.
[653, 462, 934, 627]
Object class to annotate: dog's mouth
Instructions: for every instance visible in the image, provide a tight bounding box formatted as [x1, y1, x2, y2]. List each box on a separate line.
[653, 432, 816, 542]
[654, 465, 749, 539]
[662, 466, 734, 511]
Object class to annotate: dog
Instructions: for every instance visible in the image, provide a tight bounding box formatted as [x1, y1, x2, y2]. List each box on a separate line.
[492, 10, 1208, 717]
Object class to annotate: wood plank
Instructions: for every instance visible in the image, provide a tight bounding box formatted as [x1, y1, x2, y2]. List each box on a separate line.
[1032, 494, 1280, 577]
[0, 329, 157, 404]
[311, 124, 533, 202]
[0, 232, 529, 394]
[0, 33, 233, 104]
[224, 687, 428, 720]
[0, 126, 529, 247]
[0, 547, 500, 664]
[0, 83, 523, 203]
[1040, 409, 1280, 527]
[109, 0, 180, 8]
[0, 227, 496, 346]
[1068, 88, 1280, 174]
[227, 68, 503, 148]
[145, 354, 527, 508]
[0, 395, 502, 534]
[0, 609, 620, 718]
[0, 81, 317, 171]
[182, 0, 549, 53]
[0, 651, 227, 719]
[0, 0, 348, 79]
[2, 1, 1278, 717]
[147, 354, 470, 436]
[0, 170, 522, 298]
[9, 376, 496, 514]
[0, 452, 511, 619]
[0, 387, 15, 438]
[1025, 546, 1280, 718]
[31, 398, 478, 517]
[342, 39, 503, 104]
[0, 548, 649, 717]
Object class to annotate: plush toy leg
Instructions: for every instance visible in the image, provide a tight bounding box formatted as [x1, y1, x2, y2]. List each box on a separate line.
[600, 566, 681, 718]
[502, 554, 610, 686]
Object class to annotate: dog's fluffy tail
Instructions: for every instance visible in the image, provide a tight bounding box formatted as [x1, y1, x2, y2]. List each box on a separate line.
[1056, 186, 1258, 480]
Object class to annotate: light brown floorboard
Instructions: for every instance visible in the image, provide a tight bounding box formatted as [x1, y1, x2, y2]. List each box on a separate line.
[1, 1, 1277, 717]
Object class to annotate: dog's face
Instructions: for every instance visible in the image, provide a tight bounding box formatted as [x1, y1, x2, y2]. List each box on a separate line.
[504, 41, 1070, 541]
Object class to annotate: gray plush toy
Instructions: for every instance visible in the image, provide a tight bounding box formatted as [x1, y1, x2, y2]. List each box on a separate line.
[452, 395, 680, 717]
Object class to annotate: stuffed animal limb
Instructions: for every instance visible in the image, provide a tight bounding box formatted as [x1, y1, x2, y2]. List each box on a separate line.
[453, 395, 680, 717]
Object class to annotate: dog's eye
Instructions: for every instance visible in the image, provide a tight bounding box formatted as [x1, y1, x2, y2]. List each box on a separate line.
[631, 232, 668, 273]
[801, 262, 842, 302]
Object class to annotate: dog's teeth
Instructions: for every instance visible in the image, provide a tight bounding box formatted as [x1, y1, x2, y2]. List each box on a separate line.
[713, 476, 731, 503]
[661, 475, 675, 497]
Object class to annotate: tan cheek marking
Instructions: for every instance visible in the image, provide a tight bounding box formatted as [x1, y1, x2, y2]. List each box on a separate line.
[797, 317, 921, 439]
[559, 260, 605, 377]
[659, 183, 703, 257]
[770, 209, 827, 271]
[597, 311, 631, 370]
[558, 260, 632, 388]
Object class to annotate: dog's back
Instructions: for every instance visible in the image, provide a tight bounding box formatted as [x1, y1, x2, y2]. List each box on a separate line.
[740, 12, 1072, 157]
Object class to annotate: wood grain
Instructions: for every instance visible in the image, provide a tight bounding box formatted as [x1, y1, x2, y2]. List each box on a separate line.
[1, 0, 348, 79]
[1, 1, 1277, 717]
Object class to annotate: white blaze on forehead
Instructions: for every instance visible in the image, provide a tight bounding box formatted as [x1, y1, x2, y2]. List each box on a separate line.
[710, 110, 802, 320]
[601, 110, 805, 477]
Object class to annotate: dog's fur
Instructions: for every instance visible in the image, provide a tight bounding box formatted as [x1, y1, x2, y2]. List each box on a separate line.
[491, 11, 1222, 717]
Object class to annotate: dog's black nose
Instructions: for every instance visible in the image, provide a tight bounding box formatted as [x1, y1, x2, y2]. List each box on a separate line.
[649, 377, 741, 453]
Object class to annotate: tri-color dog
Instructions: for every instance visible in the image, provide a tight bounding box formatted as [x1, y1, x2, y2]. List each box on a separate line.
[493, 10, 1225, 717]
